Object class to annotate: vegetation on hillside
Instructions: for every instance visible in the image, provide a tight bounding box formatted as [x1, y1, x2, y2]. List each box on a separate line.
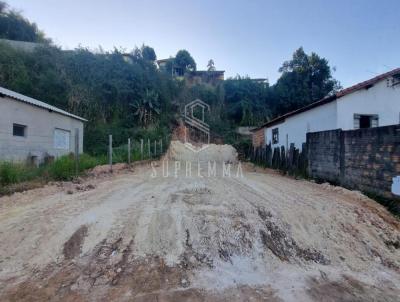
[0, 1, 49, 43]
[0, 1, 340, 155]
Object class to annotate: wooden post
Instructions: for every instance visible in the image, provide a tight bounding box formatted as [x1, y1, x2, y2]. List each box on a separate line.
[148, 138, 150, 158]
[75, 128, 79, 176]
[128, 138, 131, 165]
[154, 140, 157, 157]
[160, 139, 163, 154]
[140, 139, 143, 160]
[109, 134, 113, 172]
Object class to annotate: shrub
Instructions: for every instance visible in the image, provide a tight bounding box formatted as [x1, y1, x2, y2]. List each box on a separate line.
[78, 154, 102, 171]
[0, 162, 20, 185]
[48, 155, 76, 180]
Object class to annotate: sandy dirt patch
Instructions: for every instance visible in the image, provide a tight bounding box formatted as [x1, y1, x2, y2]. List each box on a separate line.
[0, 155, 399, 301]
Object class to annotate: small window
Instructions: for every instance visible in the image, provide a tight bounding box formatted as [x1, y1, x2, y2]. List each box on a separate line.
[13, 124, 26, 137]
[272, 128, 279, 144]
[354, 114, 378, 129]
[54, 128, 71, 150]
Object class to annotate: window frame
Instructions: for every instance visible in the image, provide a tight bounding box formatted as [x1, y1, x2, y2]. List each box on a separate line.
[13, 123, 27, 137]
[272, 127, 279, 144]
[353, 114, 379, 129]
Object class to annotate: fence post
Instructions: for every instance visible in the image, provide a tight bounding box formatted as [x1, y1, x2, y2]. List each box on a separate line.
[128, 138, 131, 165]
[75, 128, 79, 176]
[160, 139, 163, 154]
[154, 140, 157, 157]
[109, 134, 113, 173]
[148, 138, 150, 158]
[141, 139, 143, 160]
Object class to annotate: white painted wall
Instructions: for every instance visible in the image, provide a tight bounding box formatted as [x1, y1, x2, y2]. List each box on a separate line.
[265, 100, 338, 150]
[263, 77, 400, 150]
[0, 96, 84, 162]
[337, 79, 400, 130]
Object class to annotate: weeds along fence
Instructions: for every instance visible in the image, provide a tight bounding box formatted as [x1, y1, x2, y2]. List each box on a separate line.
[107, 135, 171, 168]
[249, 143, 308, 177]
[0, 134, 172, 189]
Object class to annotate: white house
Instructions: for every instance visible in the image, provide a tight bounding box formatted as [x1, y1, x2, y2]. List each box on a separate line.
[255, 68, 400, 150]
[0, 86, 87, 164]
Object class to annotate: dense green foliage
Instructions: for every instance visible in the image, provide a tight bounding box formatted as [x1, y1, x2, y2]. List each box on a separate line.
[273, 47, 341, 113]
[174, 49, 196, 72]
[0, 1, 340, 156]
[224, 76, 272, 126]
[0, 154, 99, 185]
[0, 1, 49, 43]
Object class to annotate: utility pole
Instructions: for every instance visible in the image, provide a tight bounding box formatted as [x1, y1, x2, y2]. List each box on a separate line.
[109, 134, 113, 172]
[74, 128, 79, 176]
[140, 139, 143, 160]
[128, 138, 131, 165]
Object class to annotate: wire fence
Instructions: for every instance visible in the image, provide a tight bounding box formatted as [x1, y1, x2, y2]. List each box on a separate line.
[0, 130, 172, 175]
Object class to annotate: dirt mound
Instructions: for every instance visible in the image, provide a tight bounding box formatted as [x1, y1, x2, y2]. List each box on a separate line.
[166, 140, 238, 163]
[89, 163, 129, 176]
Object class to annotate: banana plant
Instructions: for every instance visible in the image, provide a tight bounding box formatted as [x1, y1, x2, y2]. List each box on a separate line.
[130, 89, 160, 126]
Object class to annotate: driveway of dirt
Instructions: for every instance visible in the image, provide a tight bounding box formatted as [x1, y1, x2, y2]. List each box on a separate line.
[0, 158, 399, 301]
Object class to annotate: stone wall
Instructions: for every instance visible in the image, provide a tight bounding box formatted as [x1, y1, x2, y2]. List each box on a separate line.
[307, 125, 400, 200]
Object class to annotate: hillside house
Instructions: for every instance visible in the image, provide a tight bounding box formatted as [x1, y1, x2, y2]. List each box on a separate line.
[252, 68, 400, 150]
[0, 87, 86, 164]
[157, 58, 225, 85]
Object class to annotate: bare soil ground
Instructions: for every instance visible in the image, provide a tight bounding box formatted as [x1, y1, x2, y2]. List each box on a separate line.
[0, 147, 399, 301]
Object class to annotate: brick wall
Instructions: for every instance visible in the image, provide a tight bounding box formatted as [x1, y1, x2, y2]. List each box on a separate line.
[252, 128, 265, 147]
[307, 125, 400, 200]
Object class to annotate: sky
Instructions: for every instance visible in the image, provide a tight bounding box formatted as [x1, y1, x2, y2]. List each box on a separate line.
[8, 0, 400, 88]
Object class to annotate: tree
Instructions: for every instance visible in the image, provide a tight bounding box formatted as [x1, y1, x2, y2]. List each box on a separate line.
[273, 47, 340, 114]
[141, 45, 156, 62]
[174, 50, 196, 73]
[0, 1, 49, 43]
[207, 59, 216, 71]
[224, 76, 272, 125]
[0, 1, 7, 13]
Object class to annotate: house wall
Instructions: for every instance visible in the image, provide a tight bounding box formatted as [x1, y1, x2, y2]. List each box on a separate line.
[0, 96, 84, 162]
[337, 79, 400, 130]
[265, 100, 338, 150]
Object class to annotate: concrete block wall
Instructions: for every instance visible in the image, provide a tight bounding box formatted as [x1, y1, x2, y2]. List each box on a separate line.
[307, 125, 400, 201]
[307, 129, 342, 184]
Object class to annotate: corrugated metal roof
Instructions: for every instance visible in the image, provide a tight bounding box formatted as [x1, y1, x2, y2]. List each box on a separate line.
[0, 86, 87, 122]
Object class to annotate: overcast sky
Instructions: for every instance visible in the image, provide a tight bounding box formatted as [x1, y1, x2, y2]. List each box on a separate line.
[8, 0, 400, 87]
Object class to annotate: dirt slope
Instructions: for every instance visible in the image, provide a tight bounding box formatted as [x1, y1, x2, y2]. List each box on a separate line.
[0, 153, 399, 301]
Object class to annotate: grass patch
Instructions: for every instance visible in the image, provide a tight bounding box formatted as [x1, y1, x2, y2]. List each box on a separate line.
[0, 139, 171, 195]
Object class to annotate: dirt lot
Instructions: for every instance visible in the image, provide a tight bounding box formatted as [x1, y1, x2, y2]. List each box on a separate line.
[0, 145, 399, 301]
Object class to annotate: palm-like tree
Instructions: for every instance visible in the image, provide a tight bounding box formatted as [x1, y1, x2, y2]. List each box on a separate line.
[130, 89, 160, 126]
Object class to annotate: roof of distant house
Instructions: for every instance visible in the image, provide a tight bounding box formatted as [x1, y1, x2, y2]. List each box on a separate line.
[157, 58, 173, 64]
[0, 86, 87, 122]
[189, 70, 225, 75]
[251, 78, 268, 82]
[253, 67, 400, 131]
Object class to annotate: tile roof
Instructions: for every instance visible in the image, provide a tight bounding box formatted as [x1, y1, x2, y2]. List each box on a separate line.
[253, 67, 400, 130]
